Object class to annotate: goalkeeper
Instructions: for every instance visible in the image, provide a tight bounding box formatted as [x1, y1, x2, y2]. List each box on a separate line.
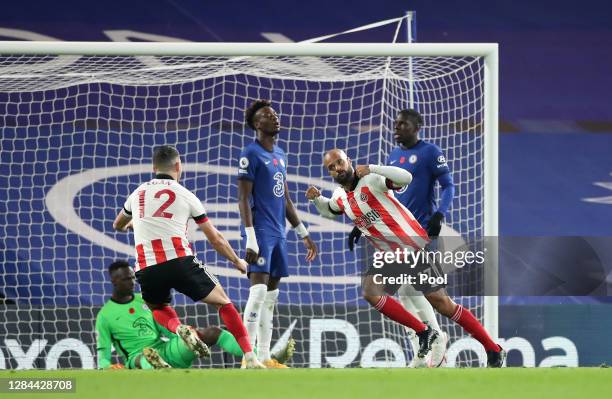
[96, 261, 294, 369]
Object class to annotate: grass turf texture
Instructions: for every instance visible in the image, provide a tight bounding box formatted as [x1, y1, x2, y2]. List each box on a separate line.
[1, 368, 610, 399]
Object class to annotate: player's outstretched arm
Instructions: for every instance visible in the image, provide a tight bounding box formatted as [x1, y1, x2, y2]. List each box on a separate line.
[198, 221, 247, 274]
[112, 211, 132, 232]
[360, 164, 413, 189]
[305, 186, 342, 219]
[113, 194, 134, 231]
[237, 179, 259, 264]
[285, 182, 317, 262]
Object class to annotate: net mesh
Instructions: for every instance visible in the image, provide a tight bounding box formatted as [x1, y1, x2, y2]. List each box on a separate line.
[0, 53, 486, 368]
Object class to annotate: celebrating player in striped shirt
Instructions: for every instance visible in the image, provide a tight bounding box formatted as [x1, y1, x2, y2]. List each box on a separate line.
[348, 109, 452, 367]
[112, 145, 264, 368]
[306, 149, 506, 367]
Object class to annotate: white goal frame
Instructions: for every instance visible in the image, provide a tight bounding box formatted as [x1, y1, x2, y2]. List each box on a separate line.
[0, 41, 499, 342]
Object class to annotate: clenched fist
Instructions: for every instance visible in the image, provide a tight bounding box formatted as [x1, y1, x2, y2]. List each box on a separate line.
[305, 186, 321, 201]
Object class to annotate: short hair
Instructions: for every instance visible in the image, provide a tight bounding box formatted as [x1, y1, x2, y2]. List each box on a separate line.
[398, 109, 424, 129]
[245, 99, 272, 131]
[153, 145, 180, 171]
[108, 260, 131, 276]
[324, 148, 348, 161]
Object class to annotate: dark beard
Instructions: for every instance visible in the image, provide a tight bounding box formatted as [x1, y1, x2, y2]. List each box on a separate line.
[395, 134, 409, 147]
[333, 168, 353, 186]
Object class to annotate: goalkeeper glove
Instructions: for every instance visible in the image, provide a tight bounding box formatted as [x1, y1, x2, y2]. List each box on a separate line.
[348, 226, 362, 252]
[426, 211, 444, 238]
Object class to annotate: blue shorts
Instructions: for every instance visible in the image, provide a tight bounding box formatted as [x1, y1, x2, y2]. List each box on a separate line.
[244, 234, 289, 278]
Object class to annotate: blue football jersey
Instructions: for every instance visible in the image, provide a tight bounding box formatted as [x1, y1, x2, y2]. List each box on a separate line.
[237, 140, 287, 237]
[386, 140, 450, 226]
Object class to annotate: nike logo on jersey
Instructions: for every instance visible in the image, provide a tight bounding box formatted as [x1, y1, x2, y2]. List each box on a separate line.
[390, 160, 398, 164]
[264, 160, 271, 165]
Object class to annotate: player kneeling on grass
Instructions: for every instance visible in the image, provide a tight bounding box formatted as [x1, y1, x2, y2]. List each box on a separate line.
[306, 149, 506, 367]
[96, 261, 295, 369]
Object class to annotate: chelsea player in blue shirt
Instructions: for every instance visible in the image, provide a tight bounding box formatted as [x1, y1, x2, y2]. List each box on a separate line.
[387, 109, 454, 234]
[349, 109, 455, 367]
[237, 99, 318, 368]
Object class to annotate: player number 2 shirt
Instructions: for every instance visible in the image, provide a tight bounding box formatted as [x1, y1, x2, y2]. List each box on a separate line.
[123, 176, 208, 271]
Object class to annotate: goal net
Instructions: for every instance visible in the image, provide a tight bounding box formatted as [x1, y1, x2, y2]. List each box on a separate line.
[0, 43, 497, 369]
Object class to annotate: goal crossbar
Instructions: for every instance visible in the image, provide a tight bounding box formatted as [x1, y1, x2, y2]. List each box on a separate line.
[0, 41, 497, 57]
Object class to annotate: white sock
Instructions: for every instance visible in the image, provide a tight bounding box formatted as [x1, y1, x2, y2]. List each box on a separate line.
[408, 294, 447, 367]
[257, 288, 279, 361]
[398, 283, 441, 357]
[410, 294, 441, 332]
[243, 284, 267, 352]
[401, 294, 445, 363]
[398, 283, 441, 330]
[398, 294, 421, 355]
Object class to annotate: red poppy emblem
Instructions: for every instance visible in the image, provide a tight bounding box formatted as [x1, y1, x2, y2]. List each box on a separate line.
[273, 159, 278, 166]
[400, 156, 406, 164]
[129, 308, 135, 314]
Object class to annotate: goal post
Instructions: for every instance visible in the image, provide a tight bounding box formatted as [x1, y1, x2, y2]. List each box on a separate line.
[483, 49, 499, 342]
[0, 41, 498, 368]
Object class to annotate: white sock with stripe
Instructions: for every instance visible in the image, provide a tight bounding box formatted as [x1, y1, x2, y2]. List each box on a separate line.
[243, 284, 267, 352]
[410, 294, 441, 332]
[399, 289, 441, 356]
[257, 288, 279, 361]
[398, 295, 421, 355]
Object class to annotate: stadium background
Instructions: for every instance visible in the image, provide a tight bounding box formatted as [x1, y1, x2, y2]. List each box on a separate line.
[1, 0, 611, 368]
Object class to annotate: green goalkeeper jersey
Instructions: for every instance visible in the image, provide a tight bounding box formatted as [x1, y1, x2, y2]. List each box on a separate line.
[95, 294, 167, 368]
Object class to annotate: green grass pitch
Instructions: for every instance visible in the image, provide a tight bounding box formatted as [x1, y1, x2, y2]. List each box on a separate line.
[1, 368, 611, 399]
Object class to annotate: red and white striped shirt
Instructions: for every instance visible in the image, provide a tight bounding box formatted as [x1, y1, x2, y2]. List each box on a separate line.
[123, 176, 208, 271]
[329, 173, 429, 252]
